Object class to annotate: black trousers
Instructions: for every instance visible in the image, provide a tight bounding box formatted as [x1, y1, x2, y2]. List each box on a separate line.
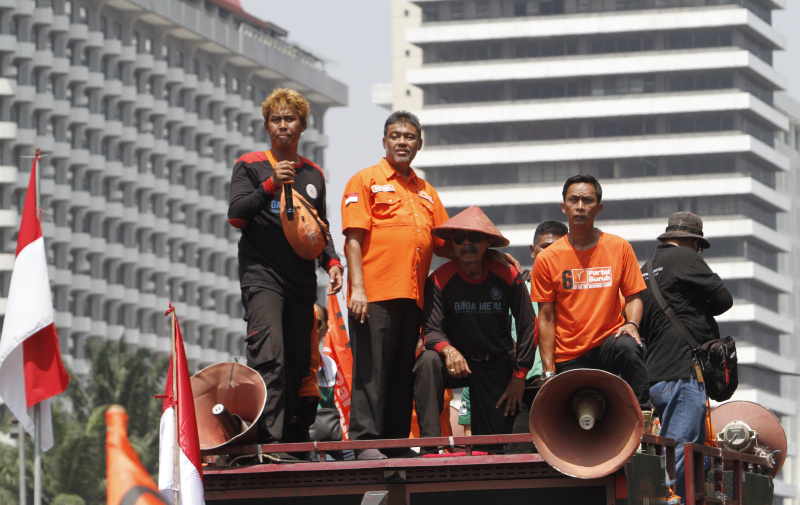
[242, 287, 313, 443]
[555, 333, 651, 410]
[349, 299, 421, 451]
[413, 350, 516, 439]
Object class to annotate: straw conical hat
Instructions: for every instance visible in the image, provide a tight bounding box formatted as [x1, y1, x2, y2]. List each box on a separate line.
[432, 205, 509, 247]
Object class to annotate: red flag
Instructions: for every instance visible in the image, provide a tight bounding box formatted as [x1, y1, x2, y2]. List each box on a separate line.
[0, 154, 69, 451]
[106, 405, 167, 504]
[158, 306, 204, 504]
[323, 294, 352, 440]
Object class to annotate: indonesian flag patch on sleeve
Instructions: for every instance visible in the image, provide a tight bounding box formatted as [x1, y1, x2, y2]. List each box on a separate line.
[345, 192, 359, 206]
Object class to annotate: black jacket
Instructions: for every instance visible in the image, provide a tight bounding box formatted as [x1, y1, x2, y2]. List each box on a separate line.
[640, 243, 732, 383]
[228, 151, 339, 302]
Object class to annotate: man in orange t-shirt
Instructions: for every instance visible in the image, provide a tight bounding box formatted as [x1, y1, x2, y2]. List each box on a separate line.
[530, 174, 651, 411]
[341, 111, 450, 460]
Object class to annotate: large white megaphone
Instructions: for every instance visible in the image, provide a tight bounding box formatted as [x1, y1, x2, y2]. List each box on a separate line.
[191, 362, 266, 450]
[529, 369, 644, 479]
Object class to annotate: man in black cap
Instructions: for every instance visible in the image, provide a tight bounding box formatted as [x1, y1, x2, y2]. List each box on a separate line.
[413, 205, 537, 441]
[640, 211, 732, 504]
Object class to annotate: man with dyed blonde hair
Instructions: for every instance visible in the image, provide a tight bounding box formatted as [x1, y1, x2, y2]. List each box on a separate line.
[228, 88, 343, 447]
[261, 87, 310, 124]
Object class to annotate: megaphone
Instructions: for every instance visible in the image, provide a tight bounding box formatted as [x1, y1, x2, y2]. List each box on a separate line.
[191, 362, 266, 450]
[529, 369, 644, 479]
[710, 401, 786, 477]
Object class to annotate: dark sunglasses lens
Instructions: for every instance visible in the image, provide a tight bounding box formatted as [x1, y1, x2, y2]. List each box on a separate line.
[453, 231, 485, 244]
[468, 232, 485, 243]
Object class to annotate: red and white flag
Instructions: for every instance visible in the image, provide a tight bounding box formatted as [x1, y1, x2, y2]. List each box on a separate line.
[0, 155, 69, 451]
[158, 306, 204, 505]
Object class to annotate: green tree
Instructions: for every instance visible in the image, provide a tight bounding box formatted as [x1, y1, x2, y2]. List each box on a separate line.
[0, 339, 168, 504]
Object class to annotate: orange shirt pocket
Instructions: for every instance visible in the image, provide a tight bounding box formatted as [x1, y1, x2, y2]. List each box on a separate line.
[371, 191, 403, 226]
[416, 199, 435, 229]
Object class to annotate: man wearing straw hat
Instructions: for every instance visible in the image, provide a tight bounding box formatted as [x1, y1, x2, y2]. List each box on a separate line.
[413, 205, 538, 439]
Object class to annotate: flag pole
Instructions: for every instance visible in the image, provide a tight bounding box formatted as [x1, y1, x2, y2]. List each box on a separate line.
[34, 404, 41, 505]
[33, 147, 42, 505]
[171, 308, 179, 505]
[17, 421, 25, 505]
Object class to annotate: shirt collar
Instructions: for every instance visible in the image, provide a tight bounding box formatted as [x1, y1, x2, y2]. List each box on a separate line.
[379, 157, 418, 184]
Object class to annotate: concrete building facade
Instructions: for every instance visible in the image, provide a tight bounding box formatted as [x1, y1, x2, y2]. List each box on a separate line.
[382, 0, 798, 501]
[0, 0, 346, 374]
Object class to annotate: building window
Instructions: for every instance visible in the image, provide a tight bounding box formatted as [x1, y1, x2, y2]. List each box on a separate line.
[476, 1, 489, 18]
[421, 5, 438, 22]
[539, 0, 565, 15]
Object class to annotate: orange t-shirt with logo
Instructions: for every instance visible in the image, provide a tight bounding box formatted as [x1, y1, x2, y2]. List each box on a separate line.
[342, 158, 448, 309]
[529, 233, 646, 363]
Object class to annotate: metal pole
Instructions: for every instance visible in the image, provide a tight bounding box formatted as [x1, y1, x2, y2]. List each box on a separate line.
[34, 404, 41, 505]
[34, 148, 40, 222]
[171, 311, 179, 505]
[33, 148, 42, 505]
[17, 422, 25, 505]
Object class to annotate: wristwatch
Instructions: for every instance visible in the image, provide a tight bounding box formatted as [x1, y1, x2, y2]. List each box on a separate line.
[541, 371, 556, 380]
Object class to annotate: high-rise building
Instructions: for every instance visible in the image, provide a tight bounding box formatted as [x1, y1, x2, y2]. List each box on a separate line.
[0, 0, 346, 374]
[382, 0, 798, 501]
[776, 89, 800, 505]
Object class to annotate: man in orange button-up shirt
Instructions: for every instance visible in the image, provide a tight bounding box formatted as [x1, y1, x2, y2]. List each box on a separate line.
[342, 111, 450, 460]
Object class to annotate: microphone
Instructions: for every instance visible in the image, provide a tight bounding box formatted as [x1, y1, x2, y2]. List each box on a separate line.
[285, 183, 294, 221]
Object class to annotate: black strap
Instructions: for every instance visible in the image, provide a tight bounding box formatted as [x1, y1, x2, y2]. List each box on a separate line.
[119, 486, 168, 505]
[645, 259, 699, 350]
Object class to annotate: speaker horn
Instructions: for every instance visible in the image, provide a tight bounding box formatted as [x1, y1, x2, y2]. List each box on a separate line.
[529, 368, 644, 479]
[191, 362, 266, 450]
[710, 400, 787, 477]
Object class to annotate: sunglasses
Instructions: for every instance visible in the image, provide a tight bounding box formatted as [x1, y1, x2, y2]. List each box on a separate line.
[452, 231, 486, 245]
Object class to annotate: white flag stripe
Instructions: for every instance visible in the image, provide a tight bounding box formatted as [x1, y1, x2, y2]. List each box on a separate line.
[0, 236, 57, 450]
[0, 236, 54, 362]
[158, 407, 205, 505]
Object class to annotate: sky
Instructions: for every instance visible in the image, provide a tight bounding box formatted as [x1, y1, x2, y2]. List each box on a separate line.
[241, 0, 800, 257]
